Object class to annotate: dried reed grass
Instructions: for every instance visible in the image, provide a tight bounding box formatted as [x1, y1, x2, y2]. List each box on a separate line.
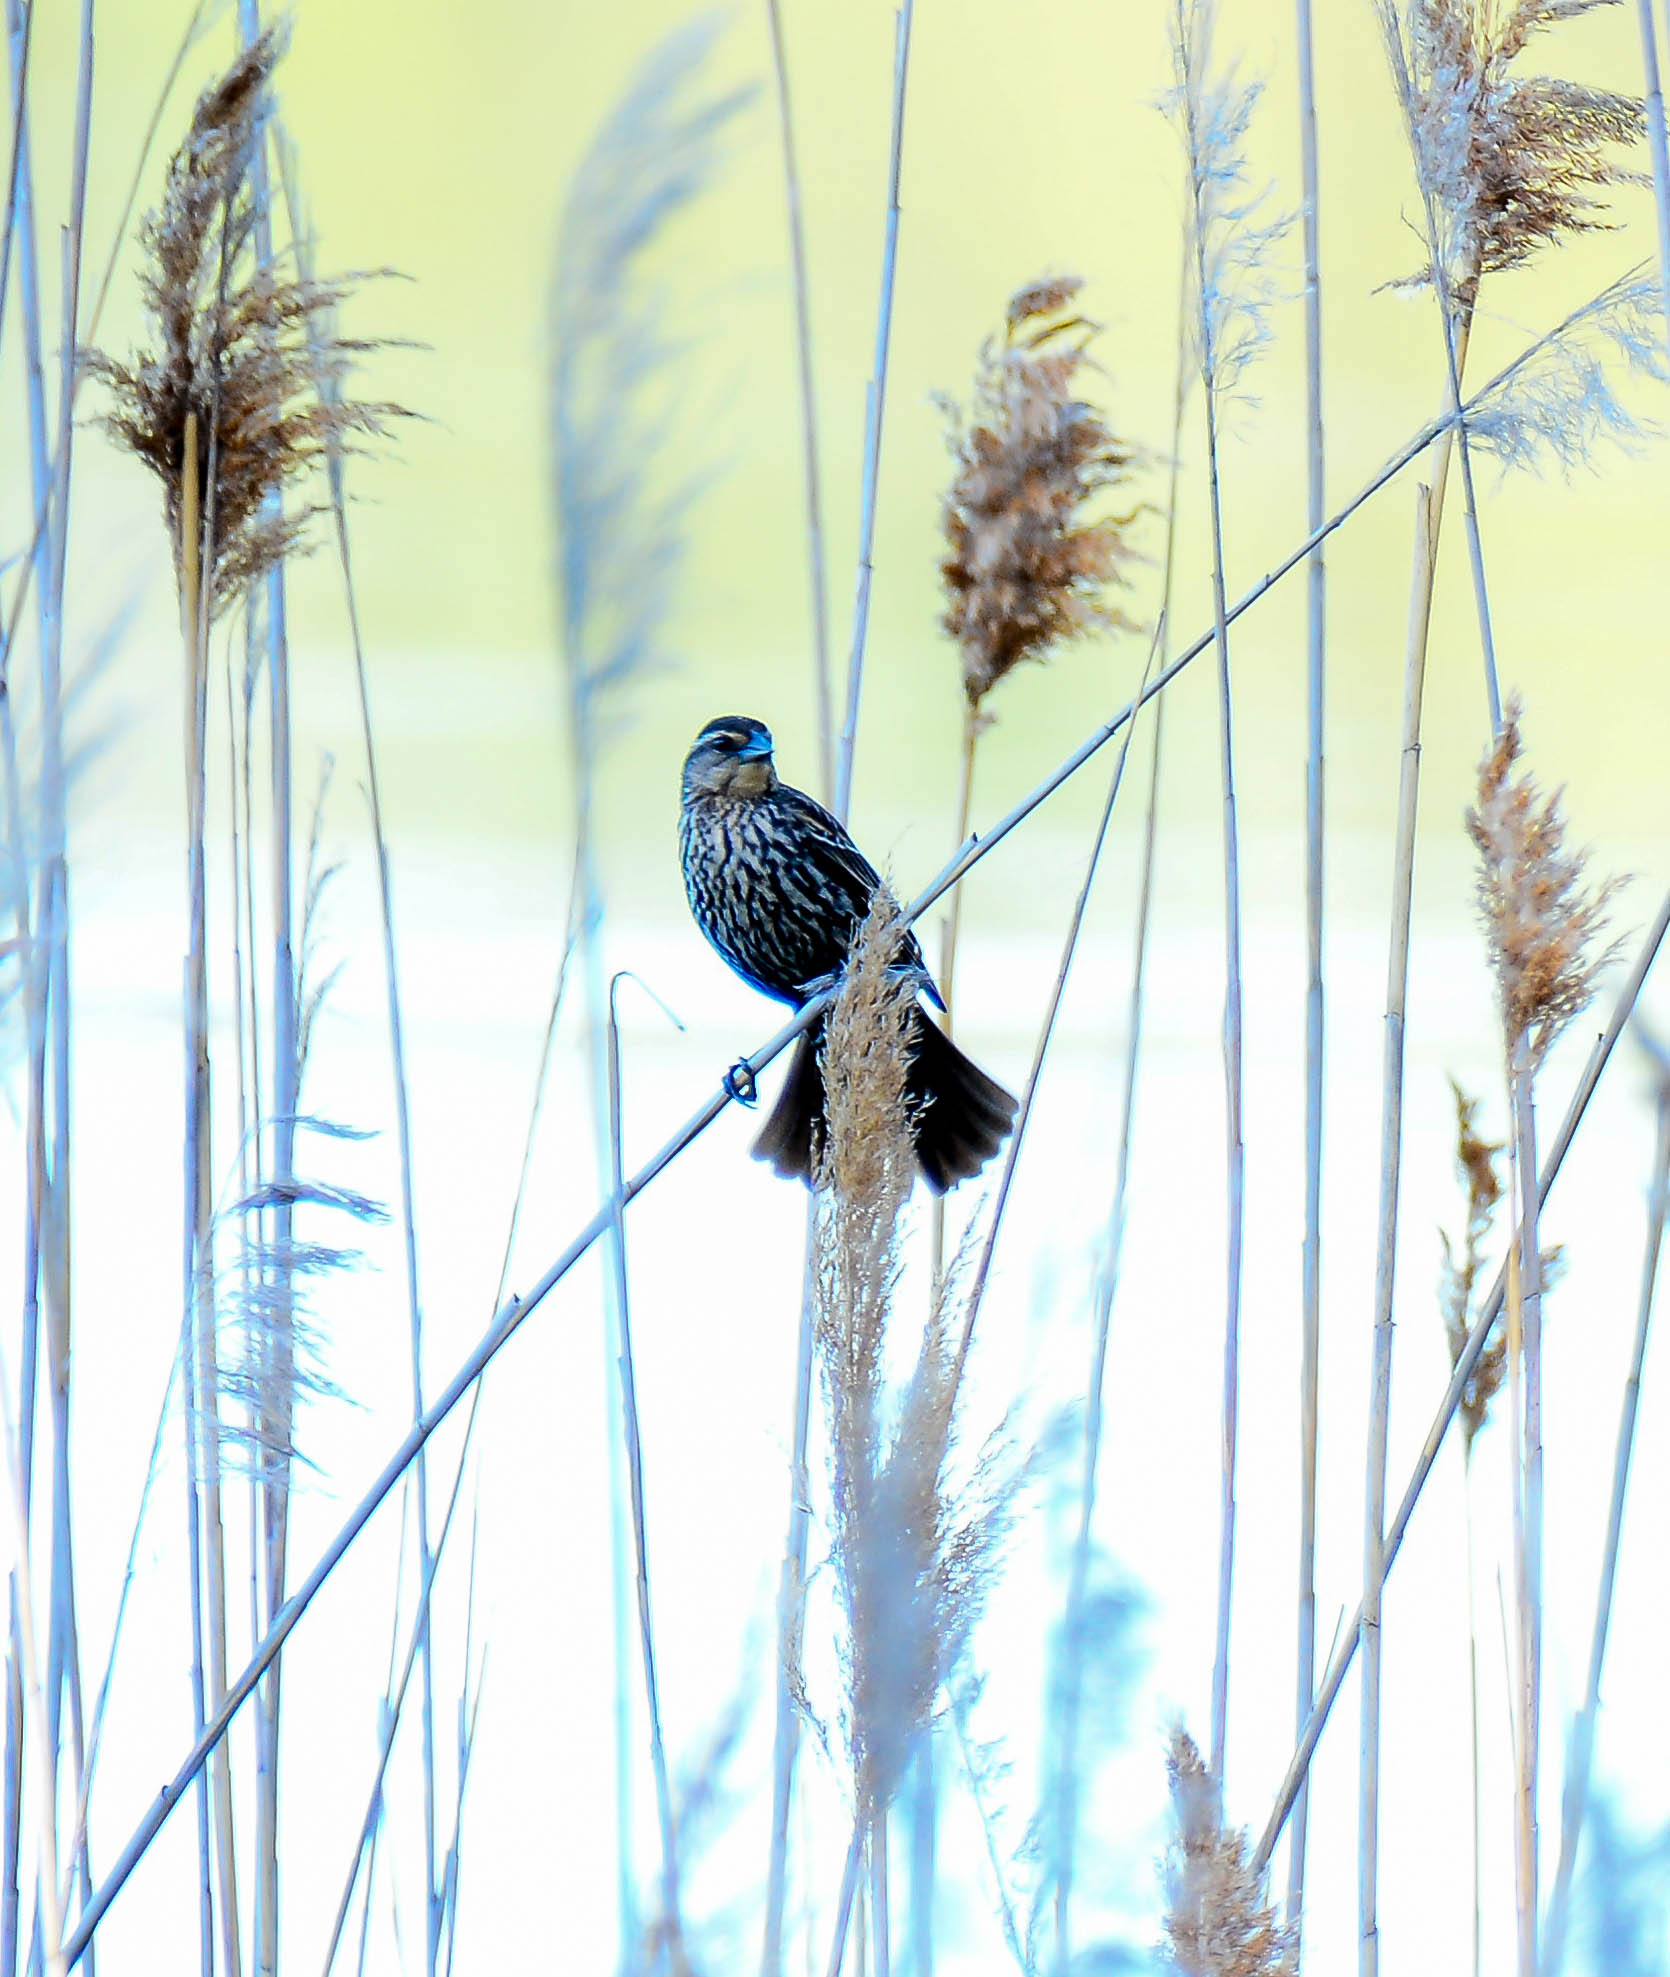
[1441, 1080, 1509, 1447]
[1467, 695, 1624, 1063]
[86, 27, 401, 611]
[1164, 1729, 1296, 1977]
[813, 891, 1011, 1977]
[1388, 0, 1646, 308]
[939, 276, 1141, 713]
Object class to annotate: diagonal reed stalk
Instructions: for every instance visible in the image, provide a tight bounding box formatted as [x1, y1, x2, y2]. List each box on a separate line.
[1543, 1032, 1670, 1968]
[833, 0, 913, 823]
[1254, 887, 1670, 1879]
[58, 309, 1664, 1961]
[1290, 0, 1326, 1932]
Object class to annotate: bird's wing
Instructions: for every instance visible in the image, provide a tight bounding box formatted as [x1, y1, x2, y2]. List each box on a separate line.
[779, 787, 941, 1004]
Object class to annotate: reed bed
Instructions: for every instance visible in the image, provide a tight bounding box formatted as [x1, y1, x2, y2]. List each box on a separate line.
[0, 4, 1668, 1975]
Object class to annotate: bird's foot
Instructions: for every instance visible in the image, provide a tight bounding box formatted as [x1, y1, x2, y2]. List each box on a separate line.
[724, 1059, 759, 1107]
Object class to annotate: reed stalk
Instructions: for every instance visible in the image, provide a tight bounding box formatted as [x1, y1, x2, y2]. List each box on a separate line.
[177, 413, 219, 1977]
[1, 8, 54, 1959]
[1291, 0, 1327, 1927]
[1360, 300, 1474, 1976]
[1543, 1034, 1670, 1968]
[1256, 885, 1669, 1879]
[761, 1227, 816, 1977]
[1640, 0, 1670, 334]
[605, 978, 685, 1959]
[833, 0, 913, 823]
[1051, 256, 1188, 1970]
[764, 0, 833, 802]
[0, 1339, 65, 1977]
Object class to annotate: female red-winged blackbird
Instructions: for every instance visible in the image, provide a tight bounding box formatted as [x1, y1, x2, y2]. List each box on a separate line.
[680, 714, 1017, 1193]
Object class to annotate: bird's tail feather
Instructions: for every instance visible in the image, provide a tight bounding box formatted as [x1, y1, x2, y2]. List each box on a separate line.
[751, 1008, 1016, 1195]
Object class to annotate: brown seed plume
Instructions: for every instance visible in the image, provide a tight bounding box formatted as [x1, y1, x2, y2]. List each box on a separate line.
[1466, 693, 1622, 1067]
[1163, 1728, 1297, 1976]
[1439, 1079, 1509, 1446]
[86, 26, 405, 613]
[1391, 0, 1645, 307]
[939, 275, 1142, 710]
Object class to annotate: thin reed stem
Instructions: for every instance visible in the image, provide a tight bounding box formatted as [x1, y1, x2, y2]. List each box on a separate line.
[1175, 9, 1251, 1783]
[928, 711, 980, 1279]
[826, 1818, 867, 1977]
[177, 412, 218, 1977]
[761, 1220, 817, 1977]
[1507, 1049, 1544, 1977]
[42, 10, 93, 1943]
[1639, 0, 1670, 335]
[0, 1340, 66, 1977]
[1464, 1455, 1483, 1977]
[764, 0, 833, 803]
[833, 0, 913, 823]
[1360, 476, 1442, 1977]
[1199, 378, 1244, 1794]
[1292, 0, 1327, 1925]
[1053, 260, 1188, 1969]
[277, 128, 440, 1970]
[1254, 888, 1670, 1878]
[319, 1384, 485, 1977]
[1360, 305, 1474, 1971]
[605, 979, 684, 1957]
[1543, 1042, 1670, 1968]
[951, 616, 1165, 1396]
[870, 1816, 890, 1977]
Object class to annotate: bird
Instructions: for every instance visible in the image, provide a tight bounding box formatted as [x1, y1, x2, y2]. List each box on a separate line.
[679, 713, 1017, 1193]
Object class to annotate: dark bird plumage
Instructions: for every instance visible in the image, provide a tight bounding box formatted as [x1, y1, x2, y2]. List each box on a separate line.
[679, 715, 1018, 1193]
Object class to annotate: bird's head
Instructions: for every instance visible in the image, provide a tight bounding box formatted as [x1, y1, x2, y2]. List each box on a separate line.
[682, 714, 779, 802]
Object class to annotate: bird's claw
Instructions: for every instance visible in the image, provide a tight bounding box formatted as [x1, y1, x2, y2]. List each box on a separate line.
[724, 1059, 759, 1108]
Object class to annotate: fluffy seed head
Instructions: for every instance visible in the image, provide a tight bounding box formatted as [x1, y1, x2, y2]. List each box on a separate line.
[1466, 694, 1622, 1066]
[86, 28, 405, 614]
[813, 899, 1006, 1813]
[1163, 1728, 1297, 1976]
[1389, 0, 1645, 307]
[1439, 1080, 1508, 1446]
[939, 276, 1142, 710]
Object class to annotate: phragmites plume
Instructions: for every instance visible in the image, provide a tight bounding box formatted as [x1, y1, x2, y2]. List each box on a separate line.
[814, 894, 1004, 1814]
[1385, 0, 1645, 308]
[86, 27, 404, 613]
[1163, 1728, 1297, 1976]
[938, 275, 1142, 711]
[1466, 694, 1623, 1066]
[1439, 1079, 1509, 1445]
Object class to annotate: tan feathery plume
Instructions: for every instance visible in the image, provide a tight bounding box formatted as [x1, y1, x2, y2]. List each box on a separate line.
[1390, 0, 1645, 307]
[1466, 693, 1623, 1067]
[86, 27, 404, 613]
[1163, 1728, 1297, 1976]
[814, 893, 1006, 1818]
[939, 275, 1142, 712]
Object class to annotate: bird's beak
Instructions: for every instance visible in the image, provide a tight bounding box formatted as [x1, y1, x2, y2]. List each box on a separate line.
[738, 733, 774, 761]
